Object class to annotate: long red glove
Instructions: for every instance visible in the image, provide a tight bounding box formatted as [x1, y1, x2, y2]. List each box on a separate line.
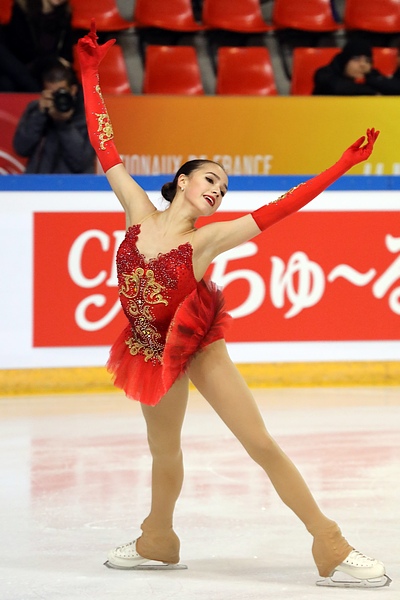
[77, 20, 122, 173]
[251, 128, 379, 231]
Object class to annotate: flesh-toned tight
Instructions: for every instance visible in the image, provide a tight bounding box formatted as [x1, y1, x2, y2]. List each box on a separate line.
[136, 340, 352, 577]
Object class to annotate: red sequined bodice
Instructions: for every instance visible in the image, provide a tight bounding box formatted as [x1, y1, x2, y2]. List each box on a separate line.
[116, 224, 197, 364]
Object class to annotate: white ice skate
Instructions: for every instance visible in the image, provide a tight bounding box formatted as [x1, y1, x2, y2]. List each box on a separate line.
[316, 550, 391, 588]
[104, 539, 188, 570]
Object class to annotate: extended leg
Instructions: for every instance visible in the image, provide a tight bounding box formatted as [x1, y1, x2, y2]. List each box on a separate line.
[188, 341, 388, 585]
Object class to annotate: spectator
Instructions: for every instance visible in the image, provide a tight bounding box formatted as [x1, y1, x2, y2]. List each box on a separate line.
[1, 0, 73, 86]
[313, 40, 400, 95]
[13, 59, 95, 173]
[0, 41, 41, 92]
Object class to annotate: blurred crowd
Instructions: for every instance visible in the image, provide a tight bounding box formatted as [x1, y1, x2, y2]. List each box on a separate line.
[0, 0, 73, 93]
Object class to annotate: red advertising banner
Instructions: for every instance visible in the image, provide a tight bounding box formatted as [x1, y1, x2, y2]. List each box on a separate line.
[33, 211, 400, 347]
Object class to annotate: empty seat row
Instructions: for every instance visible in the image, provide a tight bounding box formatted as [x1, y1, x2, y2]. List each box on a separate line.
[273, 0, 400, 34]
[74, 43, 398, 96]
[2, 0, 400, 34]
[73, 44, 275, 95]
[66, 0, 400, 35]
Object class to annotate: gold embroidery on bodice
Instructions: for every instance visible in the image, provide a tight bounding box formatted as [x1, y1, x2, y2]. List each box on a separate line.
[120, 268, 169, 362]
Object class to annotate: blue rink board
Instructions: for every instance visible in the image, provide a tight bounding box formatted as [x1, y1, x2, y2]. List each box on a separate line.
[1, 174, 400, 192]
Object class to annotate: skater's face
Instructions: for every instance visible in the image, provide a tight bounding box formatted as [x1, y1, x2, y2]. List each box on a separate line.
[179, 163, 228, 215]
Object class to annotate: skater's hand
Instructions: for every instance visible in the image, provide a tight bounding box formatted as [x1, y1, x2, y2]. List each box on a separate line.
[340, 128, 380, 168]
[77, 19, 115, 70]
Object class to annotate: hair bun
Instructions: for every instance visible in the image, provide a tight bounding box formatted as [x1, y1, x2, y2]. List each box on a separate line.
[161, 181, 175, 203]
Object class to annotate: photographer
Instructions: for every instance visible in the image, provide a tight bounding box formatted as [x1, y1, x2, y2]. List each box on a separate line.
[13, 59, 95, 173]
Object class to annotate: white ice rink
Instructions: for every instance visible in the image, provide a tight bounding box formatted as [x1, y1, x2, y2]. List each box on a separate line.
[1, 387, 399, 600]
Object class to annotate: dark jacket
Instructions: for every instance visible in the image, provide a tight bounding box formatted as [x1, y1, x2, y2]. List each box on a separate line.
[2, 3, 73, 69]
[13, 92, 95, 174]
[0, 41, 40, 92]
[313, 54, 400, 96]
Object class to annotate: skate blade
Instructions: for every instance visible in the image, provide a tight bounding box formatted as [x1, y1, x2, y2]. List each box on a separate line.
[316, 573, 392, 588]
[104, 560, 188, 571]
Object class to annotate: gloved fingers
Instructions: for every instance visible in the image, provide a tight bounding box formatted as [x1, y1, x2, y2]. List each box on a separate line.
[366, 127, 380, 145]
[349, 135, 366, 149]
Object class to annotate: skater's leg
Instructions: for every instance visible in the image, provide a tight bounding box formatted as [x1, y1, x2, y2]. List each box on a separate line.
[188, 341, 352, 575]
[189, 342, 329, 527]
[136, 374, 189, 564]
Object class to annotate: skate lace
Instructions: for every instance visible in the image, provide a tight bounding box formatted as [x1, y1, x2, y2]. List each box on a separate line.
[114, 540, 140, 558]
[345, 550, 374, 565]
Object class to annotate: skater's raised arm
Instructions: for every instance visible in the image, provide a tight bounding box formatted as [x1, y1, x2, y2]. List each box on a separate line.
[198, 128, 379, 261]
[77, 21, 154, 227]
[251, 128, 379, 232]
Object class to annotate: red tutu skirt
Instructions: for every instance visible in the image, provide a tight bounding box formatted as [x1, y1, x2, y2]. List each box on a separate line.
[106, 280, 231, 406]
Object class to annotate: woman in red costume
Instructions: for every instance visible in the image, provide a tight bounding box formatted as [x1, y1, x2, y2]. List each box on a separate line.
[77, 23, 390, 588]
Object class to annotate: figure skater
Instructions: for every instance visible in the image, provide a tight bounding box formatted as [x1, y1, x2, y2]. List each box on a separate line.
[77, 22, 391, 588]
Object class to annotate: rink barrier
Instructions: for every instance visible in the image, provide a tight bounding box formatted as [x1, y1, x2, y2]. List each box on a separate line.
[1, 362, 400, 396]
[1, 174, 399, 389]
[3, 173, 400, 191]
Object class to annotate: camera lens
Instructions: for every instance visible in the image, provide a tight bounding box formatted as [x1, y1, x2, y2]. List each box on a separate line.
[53, 88, 74, 113]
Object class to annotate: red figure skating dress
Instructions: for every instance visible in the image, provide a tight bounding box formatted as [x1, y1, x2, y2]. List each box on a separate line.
[107, 223, 231, 405]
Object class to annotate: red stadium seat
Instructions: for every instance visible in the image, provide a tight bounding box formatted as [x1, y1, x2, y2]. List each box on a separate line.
[143, 46, 204, 94]
[290, 47, 340, 94]
[0, 0, 13, 25]
[216, 47, 278, 95]
[202, 0, 272, 32]
[290, 46, 399, 95]
[74, 44, 132, 94]
[134, 0, 204, 31]
[372, 47, 398, 76]
[272, 0, 341, 31]
[344, 0, 400, 33]
[69, 0, 135, 31]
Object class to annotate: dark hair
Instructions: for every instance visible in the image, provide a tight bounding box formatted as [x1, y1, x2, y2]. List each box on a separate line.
[21, 0, 70, 19]
[40, 58, 77, 87]
[161, 159, 226, 203]
[338, 40, 373, 70]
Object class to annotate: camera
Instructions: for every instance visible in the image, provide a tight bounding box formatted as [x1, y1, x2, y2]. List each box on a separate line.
[53, 88, 75, 113]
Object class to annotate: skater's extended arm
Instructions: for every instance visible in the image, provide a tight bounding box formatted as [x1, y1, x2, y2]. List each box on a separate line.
[196, 128, 379, 261]
[77, 21, 154, 225]
[251, 128, 379, 231]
